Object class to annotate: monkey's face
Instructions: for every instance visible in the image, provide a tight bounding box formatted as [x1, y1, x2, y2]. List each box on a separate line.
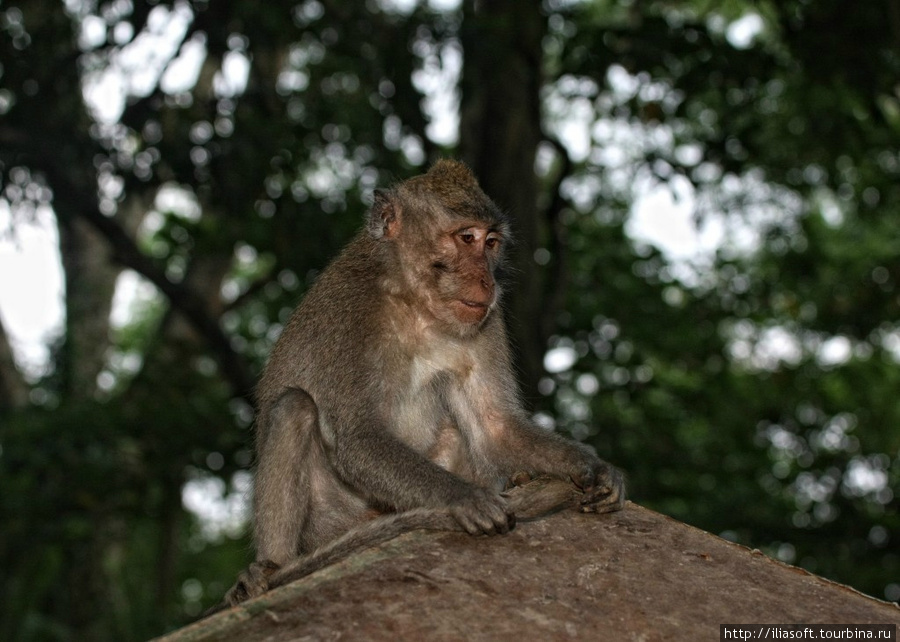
[425, 223, 504, 331]
[372, 159, 510, 337]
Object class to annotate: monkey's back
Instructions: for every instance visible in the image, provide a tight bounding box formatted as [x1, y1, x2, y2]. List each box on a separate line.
[255, 232, 389, 419]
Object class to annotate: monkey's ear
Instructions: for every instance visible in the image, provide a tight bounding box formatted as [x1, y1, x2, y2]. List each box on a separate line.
[367, 189, 401, 239]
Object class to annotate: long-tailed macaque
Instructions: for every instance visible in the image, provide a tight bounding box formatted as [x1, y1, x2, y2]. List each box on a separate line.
[224, 160, 624, 607]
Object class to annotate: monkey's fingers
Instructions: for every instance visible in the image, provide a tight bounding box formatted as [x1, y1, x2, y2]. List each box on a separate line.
[225, 560, 281, 606]
[450, 492, 515, 536]
[450, 506, 490, 535]
[469, 505, 515, 535]
[575, 461, 624, 491]
[578, 476, 626, 514]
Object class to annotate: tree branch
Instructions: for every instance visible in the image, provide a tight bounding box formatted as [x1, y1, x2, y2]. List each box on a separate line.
[72, 197, 257, 402]
[539, 133, 575, 345]
[1, 128, 256, 402]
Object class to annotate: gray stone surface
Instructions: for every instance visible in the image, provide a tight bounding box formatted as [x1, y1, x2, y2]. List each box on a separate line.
[155, 502, 900, 641]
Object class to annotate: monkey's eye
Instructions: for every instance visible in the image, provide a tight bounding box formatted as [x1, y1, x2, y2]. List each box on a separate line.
[459, 232, 476, 244]
[485, 236, 501, 250]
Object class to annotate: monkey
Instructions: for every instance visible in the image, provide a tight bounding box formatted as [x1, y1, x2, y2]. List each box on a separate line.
[221, 159, 625, 609]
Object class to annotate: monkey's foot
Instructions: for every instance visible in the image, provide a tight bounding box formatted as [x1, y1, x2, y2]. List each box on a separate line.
[578, 464, 626, 514]
[225, 560, 281, 606]
[503, 475, 581, 520]
[506, 472, 625, 517]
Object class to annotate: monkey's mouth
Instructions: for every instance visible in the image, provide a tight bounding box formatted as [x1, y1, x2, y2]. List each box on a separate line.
[454, 299, 491, 324]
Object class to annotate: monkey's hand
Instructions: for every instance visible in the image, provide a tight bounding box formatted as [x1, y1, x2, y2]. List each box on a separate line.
[448, 486, 516, 536]
[225, 559, 280, 606]
[571, 459, 626, 514]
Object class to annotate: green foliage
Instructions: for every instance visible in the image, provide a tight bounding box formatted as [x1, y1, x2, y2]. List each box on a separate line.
[0, 358, 241, 639]
[547, 0, 900, 605]
[0, 0, 898, 638]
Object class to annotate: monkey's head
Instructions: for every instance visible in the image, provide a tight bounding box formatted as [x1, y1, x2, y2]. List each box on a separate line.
[366, 160, 510, 336]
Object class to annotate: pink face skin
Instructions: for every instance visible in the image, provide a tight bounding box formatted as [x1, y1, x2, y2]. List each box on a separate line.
[441, 224, 503, 326]
[384, 210, 506, 336]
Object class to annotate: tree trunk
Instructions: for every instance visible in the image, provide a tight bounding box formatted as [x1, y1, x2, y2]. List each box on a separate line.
[459, 0, 548, 404]
[57, 214, 118, 400]
[0, 316, 29, 410]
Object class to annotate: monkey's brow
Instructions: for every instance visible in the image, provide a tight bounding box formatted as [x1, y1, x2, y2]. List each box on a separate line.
[451, 223, 504, 236]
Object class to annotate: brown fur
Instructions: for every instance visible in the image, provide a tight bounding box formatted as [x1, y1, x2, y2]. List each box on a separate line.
[219, 160, 625, 610]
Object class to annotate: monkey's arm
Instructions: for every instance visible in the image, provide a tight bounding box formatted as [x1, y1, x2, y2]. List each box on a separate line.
[490, 415, 626, 514]
[467, 322, 624, 513]
[329, 422, 514, 535]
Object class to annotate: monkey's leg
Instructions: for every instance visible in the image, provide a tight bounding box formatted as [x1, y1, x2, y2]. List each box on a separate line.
[226, 387, 373, 607]
[256, 387, 320, 564]
[225, 387, 318, 606]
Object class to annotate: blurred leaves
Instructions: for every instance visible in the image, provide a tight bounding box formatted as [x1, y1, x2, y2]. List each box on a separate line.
[0, 0, 899, 639]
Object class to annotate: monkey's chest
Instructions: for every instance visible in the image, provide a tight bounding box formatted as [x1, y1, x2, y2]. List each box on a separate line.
[393, 371, 461, 448]
[395, 395, 479, 481]
[392, 353, 481, 475]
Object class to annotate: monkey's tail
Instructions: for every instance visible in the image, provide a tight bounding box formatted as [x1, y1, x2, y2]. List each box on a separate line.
[203, 477, 583, 617]
[269, 476, 582, 591]
[268, 507, 460, 590]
